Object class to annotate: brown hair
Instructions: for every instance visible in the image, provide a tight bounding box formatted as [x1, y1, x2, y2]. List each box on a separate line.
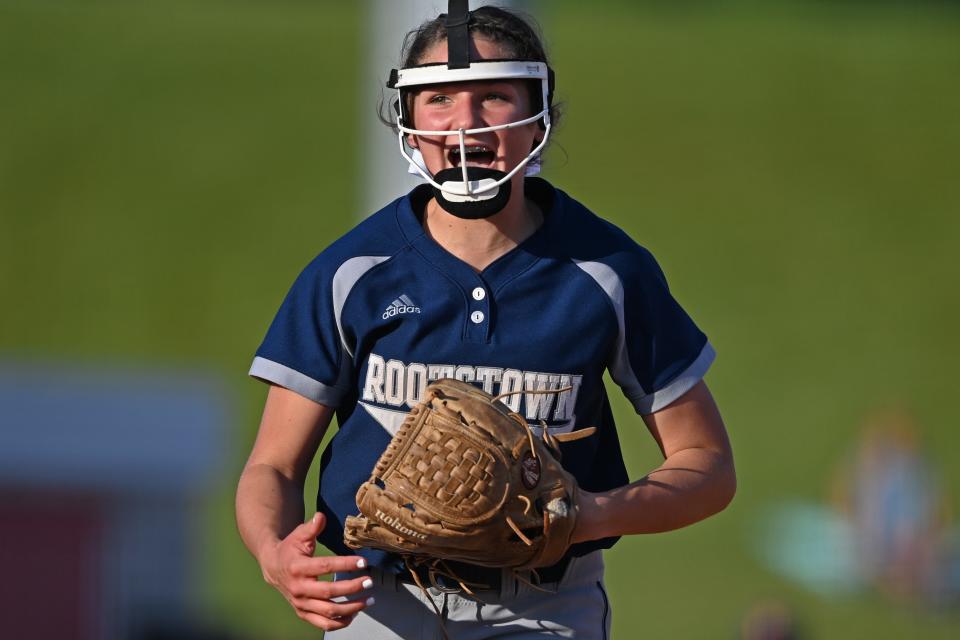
[379, 5, 561, 133]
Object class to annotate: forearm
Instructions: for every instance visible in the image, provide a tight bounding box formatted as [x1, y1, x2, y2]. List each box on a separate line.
[575, 446, 736, 541]
[236, 463, 309, 562]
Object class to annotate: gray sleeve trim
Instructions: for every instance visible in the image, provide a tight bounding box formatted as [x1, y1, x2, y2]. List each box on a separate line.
[631, 341, 716, 415]
[572, 259, 649, 403]
[248, 356, 344, 407]
[332, 255, 391, 358]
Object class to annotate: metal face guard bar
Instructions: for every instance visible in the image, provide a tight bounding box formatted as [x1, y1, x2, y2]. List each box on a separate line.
[396, 112, 552, 199]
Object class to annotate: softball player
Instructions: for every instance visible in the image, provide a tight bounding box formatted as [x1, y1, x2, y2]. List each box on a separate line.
[236, 3, 735, 638]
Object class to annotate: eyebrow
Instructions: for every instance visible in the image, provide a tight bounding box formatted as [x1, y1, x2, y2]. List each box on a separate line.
[418, 80, 518, 94]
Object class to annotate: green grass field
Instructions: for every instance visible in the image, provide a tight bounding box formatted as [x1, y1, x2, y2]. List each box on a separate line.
[2, 1, 959, 637]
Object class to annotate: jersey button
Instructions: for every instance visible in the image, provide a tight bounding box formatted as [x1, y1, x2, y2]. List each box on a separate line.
[470, 311, 485, 324]
[471, 287, 486, 301]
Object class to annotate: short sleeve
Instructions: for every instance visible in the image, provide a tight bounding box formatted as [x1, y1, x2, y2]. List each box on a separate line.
[248, 258, 352, 407]
[577, 248, 715, 415]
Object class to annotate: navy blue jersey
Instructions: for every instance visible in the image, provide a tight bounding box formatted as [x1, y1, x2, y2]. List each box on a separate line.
[250, 178, 715, 568]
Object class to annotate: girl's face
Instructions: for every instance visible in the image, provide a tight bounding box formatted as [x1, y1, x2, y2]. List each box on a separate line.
[408, 37, 544, 180]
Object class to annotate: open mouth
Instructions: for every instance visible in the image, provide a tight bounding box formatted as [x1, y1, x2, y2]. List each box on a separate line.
[448, 145, 496, 168]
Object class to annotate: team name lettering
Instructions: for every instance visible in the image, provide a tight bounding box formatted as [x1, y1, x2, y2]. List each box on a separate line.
[361, 353, 581, 425]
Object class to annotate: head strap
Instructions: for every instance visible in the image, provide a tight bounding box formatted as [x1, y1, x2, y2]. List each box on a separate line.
[445, 0, 470, 69]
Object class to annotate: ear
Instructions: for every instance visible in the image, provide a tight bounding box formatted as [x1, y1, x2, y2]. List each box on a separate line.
[407, 134, 419, 149]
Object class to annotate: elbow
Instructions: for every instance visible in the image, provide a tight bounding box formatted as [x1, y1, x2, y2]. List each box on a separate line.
[699, 447, 736, 519]
[715, 454, 737, 514]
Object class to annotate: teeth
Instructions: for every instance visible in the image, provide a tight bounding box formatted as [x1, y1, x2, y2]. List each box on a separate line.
[452, 146, 491, 157]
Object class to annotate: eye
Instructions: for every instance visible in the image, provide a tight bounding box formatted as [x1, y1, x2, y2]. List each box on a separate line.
[425, 94, 451, 105]
[484, 92, 510, 103]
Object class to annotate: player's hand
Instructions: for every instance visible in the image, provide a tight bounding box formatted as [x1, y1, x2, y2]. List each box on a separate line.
[258, 513, 374, 631]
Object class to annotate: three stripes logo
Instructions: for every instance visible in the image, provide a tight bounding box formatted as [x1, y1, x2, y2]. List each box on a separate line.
[382, 294, 421, 320]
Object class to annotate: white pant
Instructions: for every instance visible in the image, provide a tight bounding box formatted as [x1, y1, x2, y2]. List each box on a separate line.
[329, 551, 611, 639]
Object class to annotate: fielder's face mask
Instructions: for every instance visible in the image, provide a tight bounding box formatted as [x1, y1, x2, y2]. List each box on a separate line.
[388, 0, 555, 219]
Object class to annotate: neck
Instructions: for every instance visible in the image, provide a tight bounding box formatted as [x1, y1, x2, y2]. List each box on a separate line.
[424, 183, 543, 272]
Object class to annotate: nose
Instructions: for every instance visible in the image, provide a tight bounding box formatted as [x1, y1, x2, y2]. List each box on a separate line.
[449, 91, 485, 133]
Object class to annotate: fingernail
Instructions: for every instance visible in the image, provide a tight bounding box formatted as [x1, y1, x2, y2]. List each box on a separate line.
[362, 578, 374, 589]
[356, 558, 366, 569]
[312, 513, 319, 525]
[365, 596, 376, 607]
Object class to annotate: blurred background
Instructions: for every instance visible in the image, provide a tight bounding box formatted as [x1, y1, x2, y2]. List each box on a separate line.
[1, 0, 958, 638]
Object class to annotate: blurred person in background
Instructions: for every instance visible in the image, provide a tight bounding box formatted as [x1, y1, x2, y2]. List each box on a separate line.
[833, 407, 957, 606]
[756, 406, 959, 609]
[739, 599, 802, 640]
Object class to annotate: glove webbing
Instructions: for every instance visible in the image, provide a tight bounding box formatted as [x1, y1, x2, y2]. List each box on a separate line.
[402, 426, 496, 509]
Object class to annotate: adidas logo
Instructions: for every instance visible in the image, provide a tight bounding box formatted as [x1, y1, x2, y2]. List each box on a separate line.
[382, 294, 421, 320]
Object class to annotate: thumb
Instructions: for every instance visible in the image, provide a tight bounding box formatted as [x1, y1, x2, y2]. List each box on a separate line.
[292, 512, 326, 544]
[290, 513, 327, 555]
[309, 512, 327, 535]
